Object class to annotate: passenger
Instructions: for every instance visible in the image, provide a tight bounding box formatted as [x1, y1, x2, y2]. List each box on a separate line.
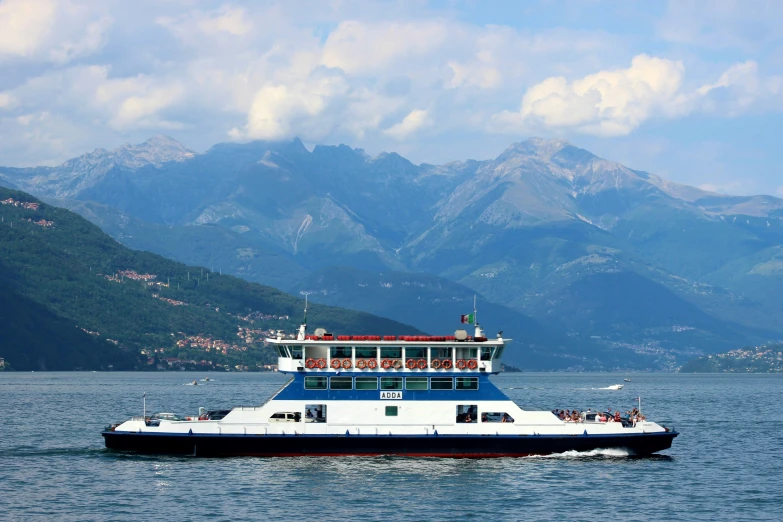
[465, 414, 472, 423]
[564, 413, 571, 422]
[559, 410, 565, 420]
[614, 411, 621, 423]
[482, 413, 488, 422]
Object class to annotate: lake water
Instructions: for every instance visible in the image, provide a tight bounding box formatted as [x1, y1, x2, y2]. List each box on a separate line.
[1, 372, 780, 521]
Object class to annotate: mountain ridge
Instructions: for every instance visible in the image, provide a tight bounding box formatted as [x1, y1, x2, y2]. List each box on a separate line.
[2, 136, 781, 369]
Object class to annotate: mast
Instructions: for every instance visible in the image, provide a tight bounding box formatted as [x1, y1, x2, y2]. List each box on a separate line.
[473, 294, 485, 338]
[297, 293, 308, 341]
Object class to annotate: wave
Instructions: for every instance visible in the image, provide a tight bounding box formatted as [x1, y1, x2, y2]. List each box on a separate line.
[539, 448, 631, 459]
[0, 446, 106, 458]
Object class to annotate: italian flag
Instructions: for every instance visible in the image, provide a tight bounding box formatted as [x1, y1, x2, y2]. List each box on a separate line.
[460, 313, 475, 324]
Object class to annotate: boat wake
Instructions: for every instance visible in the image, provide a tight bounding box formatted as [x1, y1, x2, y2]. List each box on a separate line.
[0, 446, 106, 458]
[540, 448, 631, 459]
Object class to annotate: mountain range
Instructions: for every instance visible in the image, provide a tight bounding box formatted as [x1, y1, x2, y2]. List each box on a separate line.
[0, 186, 421, 370]
[3, 135, 782, 370]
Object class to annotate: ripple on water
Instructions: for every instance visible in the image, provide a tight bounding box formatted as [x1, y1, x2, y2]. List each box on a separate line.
[0, 372, 780, 521]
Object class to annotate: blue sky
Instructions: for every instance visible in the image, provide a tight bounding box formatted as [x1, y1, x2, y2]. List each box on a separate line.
[0, 0, 781, 195]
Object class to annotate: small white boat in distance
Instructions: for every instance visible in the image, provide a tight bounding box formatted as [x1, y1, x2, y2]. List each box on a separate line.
[606, 384, 624, 390]
[624, 378, 631, 382]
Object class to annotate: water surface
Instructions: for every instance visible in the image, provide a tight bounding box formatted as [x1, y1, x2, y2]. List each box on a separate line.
[1, 372, 779, 521]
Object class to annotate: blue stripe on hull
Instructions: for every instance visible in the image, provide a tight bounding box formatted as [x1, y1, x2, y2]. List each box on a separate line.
[102, 431, 678, 457]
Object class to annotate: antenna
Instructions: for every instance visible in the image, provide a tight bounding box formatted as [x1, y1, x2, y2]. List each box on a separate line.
[473, 294, 477, 325]
[304, 293, 308, 324]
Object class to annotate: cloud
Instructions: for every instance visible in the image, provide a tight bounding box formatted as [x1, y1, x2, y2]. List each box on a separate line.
[322, 20, 449, 75]
[0, 0, 781, 172]
[491, 54, 782, 136]
[696, 61, 783, 115]
[657, 0, 783, 50]
[48, 15, 113, 64]
[492, 55, 689, 136]
[0, 0, 112, 63]
[0, 91, 14, 109]
[699, 182, 743, 194]
[157, 5, 253, 40]
[383, 109, 431, 140]
[0, 0, 57, 57]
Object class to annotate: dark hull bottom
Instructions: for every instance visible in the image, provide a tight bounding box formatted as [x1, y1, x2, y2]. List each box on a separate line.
[103, 431, 677, 458]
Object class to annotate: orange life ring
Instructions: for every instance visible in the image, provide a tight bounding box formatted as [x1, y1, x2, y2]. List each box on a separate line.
[467, 360, 477, 370]
[356, 359, 367, 369]
[417, 359, 427, 369]
[367, 359, 378, 370]
[456, 359, 467, 370]
[431, 359, 441, 369]
[342, 359, 352, 369]
[331, 359, 341, 369]
[306, 358, 316, 369]
[442, 359, 453, 370]
[392, 359, 402, 369]
[406, 359, 417, 369]
[381, 359, 392, 369]
[317, 358, 327, 369]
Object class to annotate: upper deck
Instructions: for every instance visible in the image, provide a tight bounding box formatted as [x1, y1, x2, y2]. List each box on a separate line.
[267, 331, 508, 374]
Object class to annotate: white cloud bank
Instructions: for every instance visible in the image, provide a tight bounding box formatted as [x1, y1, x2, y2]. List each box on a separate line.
[0, 0, 112, 63]
[0, 1, 781, 167]
[491, 54, 782, 136]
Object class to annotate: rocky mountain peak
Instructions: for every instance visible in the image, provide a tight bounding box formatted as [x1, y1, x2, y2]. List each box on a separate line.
[59, 135, 194, 172]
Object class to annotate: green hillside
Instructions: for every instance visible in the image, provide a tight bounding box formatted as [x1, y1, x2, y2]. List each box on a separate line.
[680, 344, 783, 373]
[0, 187, 421, 371]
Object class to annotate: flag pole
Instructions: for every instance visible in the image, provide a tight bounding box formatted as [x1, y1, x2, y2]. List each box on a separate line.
[143, 391, 146, 420]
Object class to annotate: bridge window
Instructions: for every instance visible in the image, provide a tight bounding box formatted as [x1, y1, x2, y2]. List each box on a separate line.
[481, 412, 514, 423]
[405, 347, 426, 358]
[330, 346, 352, 358]
[330, 377, 353, 390]
[405, 377, 428, 391]
[380, 377, 403, 390]
[456, 404, 477, 423]
[276, 346, 288, 357]
[380, 347, 402, 359]
[431, 347, 452, 358]
[305, 404, 326, 422]
[385, 406, 398, 417]
[456, 377, 479, 390]
[290, 345, 303, 360]
[480, 347, 494, 361]
[431, 377, 453, 390]
[355, 377, 378, 390]
[355, 347, 377, 359]
[304, 376, 327, 390]
[456, 347, 477, 360]
[494, 346, 504, 359]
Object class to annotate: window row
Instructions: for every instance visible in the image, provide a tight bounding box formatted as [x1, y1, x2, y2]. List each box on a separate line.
[280, 345, 505, 361]
[303, 376, 479, 391]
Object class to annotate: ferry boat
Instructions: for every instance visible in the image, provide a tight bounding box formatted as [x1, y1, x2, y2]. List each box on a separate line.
[102, 316, 678, 457]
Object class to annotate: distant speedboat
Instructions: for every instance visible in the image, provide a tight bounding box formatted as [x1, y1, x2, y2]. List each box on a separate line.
[624, 378, 631, 382]
[606, 384, 624, 390]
